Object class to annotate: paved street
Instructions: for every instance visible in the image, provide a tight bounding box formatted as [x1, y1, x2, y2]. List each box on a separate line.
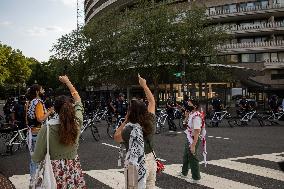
[0, 118, 283, 189]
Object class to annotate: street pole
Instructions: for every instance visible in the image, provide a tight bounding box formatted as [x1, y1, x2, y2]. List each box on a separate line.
[180, 48, 186, 96]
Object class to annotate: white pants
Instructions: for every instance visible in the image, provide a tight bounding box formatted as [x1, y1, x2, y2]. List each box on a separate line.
[145, 153, 157, 189]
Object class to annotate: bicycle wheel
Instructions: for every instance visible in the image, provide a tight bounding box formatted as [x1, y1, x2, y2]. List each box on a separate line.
[227, 118, 237, 128]
[155, 123, 161, 134]
[90, 123, 100, 141]
[107, 122, 116, 138]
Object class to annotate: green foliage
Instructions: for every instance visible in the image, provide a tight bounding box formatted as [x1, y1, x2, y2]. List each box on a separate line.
[0, 42, 32, 88]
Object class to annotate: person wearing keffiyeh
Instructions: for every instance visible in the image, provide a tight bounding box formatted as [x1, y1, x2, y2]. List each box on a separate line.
[114, 74, 157, 189]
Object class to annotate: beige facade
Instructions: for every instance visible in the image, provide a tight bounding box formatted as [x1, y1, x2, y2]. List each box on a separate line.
[84, 0, 284, 92]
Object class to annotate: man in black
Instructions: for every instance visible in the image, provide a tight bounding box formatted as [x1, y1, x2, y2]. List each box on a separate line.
[166, 96, 177, 131]
[268, 95, 278, 113]
[110, 93, 128, 118]
[3, 97, 15, 123]
[13, 95, 27, 130]
[237, 96, 248, 117]
[211, 94, 223, 127]
[211, 94, 223, 112]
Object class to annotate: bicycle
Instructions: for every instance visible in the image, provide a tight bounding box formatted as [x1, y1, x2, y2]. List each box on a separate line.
[0, 123, 28, 154]
[207, 109, 232, 127]
[228, 109, 263, 127]
[80, 113, 100, 141]
[260, 109, 284, 126]
[107, 116, 125, 138]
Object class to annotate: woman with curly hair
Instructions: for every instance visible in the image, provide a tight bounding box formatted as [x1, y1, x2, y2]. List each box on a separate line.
[114, 74, 156, 189]
[32, 75, 86, 188]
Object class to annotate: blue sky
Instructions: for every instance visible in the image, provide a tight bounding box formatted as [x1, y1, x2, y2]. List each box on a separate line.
[0, 0, 84, 61]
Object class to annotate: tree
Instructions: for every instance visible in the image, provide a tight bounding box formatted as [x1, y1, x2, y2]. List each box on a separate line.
[0, 43, 12, 85]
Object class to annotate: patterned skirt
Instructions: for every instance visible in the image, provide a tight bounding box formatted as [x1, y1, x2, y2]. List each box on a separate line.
[51, 155, 87, 189]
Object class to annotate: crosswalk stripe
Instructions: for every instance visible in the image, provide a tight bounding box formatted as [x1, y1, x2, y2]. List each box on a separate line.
[209, 159, 284, 181]
[163, 164, 260, 189]
[84, 169, 162, 189]
[84, 169, 125, 189]
[229, 152, 284, 163]
[9, 174, 30, 189]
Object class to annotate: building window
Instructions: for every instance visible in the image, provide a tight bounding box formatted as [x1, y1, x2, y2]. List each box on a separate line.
[271, 74, 284, 80]
[229, 4, 237, 13]
[256, 53, 269, 62]
[241, 54, 255, 62]
[261, 0, 269, 8]
[227, 55, 238, 63]
[278, 52, 284, 61]
[271, 53, 278, 62]
[247, 3, 255, 10]
[240, 38, 254, 43]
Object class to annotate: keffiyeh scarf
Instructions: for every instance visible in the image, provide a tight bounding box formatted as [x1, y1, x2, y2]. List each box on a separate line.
[124, 123, 146, 189]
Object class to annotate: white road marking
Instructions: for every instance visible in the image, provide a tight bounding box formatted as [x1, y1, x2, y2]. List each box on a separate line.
[215, 137, 222, 139]
[164, 164, 260, 189]
[84, 169, 125, 189]
[177, 132, 183, 134]
[229, 152, 284, 163]
[9, 174, 30, 189]
[101, 143, 120, 149]
[223, 138, 230, 140]
[208, 136, 214, 138]
[209, 159, 284, 181]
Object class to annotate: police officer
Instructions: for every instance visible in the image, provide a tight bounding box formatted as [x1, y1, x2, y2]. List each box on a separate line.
[110, 93, 128, 119]
[166, 95, 177, 131]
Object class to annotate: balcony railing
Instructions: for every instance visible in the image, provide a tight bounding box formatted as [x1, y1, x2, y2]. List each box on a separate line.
[218, 40, 284, 50]
[229, 21, 284, 32]
[208, 3, 283, 17]
[264, 60, 284, 69]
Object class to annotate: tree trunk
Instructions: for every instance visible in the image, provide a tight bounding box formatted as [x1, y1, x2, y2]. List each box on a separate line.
[199, 82, 202, 100]
[153, 76, 159, 108]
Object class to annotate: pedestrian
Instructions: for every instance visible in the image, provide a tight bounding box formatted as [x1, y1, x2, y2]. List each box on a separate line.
[166, 95, 177, 131]
[13, 95, 28, 130]
[26, 84, 54, 187]
[114, 74, 156, 189]
[32, 75, 87, 188]
[179, 99, 207, 181]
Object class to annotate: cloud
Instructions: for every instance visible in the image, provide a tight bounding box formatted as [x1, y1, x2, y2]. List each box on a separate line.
[26, 26, 66, 37]
[0, 21, 12, 27]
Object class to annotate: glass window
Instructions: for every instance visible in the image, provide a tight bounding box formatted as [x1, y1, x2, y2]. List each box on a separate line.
[209, 7, 215, 14]
[247, 3, 255, 10]
[271, 53, 278, 61]
[241, 54, 255, 62]
[227, 55, 238, 63]
[276, 35, 284, 40]
[216, 6, 222, 14]
[256, 53, 267, 62]
[229, 4, 237, 13]
[240, 38, 254, 43]
[278, 52, 284, 61]
[261, 0, 269, 8]
[223, 5, 230, 13]
[255, 37, 262, 42]
[239, 3, 247, 10]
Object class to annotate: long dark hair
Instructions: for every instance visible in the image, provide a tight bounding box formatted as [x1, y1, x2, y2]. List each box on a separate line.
[54, 95, 79, 145]
[127, 99, 153, 136]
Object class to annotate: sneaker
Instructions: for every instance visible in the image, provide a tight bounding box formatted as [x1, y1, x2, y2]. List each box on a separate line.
[177, 172, 187, 178]
[190, 178, 201, 183]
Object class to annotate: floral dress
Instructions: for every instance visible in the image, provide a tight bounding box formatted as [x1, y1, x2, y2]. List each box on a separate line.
[51, 155, 87, 189]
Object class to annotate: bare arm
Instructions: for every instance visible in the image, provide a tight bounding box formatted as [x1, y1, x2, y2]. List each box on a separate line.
[138, 74, 155, 114]
[59, 75, 81, 102]
[114, 119, 128, 143]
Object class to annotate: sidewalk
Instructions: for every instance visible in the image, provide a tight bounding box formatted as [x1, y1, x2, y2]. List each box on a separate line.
[0, 173, 15, 189]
